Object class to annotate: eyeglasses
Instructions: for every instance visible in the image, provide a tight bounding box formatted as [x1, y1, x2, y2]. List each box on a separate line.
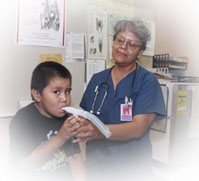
[114, 35, 141, 50]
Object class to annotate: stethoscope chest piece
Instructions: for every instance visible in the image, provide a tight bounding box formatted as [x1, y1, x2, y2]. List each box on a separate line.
[90, 82, 109, 115]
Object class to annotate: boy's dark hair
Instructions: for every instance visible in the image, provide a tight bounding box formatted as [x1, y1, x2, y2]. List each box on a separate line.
[31, 61, 72, 100]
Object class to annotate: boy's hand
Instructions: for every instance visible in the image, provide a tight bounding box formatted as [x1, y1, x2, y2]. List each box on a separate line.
[57, 115, 81, 142]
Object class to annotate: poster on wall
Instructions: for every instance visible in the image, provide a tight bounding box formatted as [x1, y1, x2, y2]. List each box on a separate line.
[109, 14, 129, 36]
[88, 6, 107, 59]
[40, 53, 62, 64]
[176, 91, 187, 115]
[16, 0, 65, 47]
[65, 32, 85, 62]
[86, 59, 105, 84]
[142, 20, 155, 56]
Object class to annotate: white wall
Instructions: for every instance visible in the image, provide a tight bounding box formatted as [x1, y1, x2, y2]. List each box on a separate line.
[154, 0, 199, 76]
[1, 0, 198, 116]
[0, 0, 87, 116]
[0, 0, 87, 177]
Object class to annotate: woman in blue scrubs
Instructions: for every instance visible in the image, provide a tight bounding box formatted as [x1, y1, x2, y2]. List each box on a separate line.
[77, 19, 166, 180]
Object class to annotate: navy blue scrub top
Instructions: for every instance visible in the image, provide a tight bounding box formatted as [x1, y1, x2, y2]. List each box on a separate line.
[80, 65, 166, 174]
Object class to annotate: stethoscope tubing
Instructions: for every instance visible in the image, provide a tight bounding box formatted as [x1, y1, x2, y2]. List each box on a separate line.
[90, 64, 137, 114]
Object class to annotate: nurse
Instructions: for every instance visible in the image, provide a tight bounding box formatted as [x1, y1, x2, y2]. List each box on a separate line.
[77, 18, 166, 180]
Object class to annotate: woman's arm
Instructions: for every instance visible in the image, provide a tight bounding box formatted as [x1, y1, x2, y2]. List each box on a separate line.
[107, 114, 155, 140]
[74, 114, 156, 142]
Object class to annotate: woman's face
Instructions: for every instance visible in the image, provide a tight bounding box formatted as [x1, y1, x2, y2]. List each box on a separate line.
[112, 29, 144, 66]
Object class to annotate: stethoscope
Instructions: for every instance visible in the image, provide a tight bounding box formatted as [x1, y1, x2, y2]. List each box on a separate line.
[90, 64, 137, 115]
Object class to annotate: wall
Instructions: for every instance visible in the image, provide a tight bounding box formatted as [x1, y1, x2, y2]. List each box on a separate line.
[1, 1, 198, 117]
[154, 0, 199, 76]
[0, 0, 87, 117]
[0, 0, 87, 177]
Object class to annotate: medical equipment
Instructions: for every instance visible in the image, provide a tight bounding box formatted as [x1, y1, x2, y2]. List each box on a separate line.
[90, 64, 137, 114]
[62, 107, 112, 138]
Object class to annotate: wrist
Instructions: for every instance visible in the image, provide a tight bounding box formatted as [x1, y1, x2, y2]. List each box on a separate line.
[95, 128, 105, 139]
[56, 132, 70, 145]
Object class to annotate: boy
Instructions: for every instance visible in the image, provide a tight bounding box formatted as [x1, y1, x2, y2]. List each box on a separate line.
[9, 61, 85, 181]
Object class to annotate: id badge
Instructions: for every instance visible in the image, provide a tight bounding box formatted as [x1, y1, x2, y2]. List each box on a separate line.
[120, 104, 132, 121]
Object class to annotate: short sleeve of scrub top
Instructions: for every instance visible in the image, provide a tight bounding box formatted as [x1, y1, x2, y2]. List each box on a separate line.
[132, 68, 166, 121]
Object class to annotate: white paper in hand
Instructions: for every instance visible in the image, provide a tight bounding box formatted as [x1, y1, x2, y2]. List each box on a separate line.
[62, 107, 111, 138]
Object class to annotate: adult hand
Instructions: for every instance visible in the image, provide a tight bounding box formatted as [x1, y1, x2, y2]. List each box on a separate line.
[73, 117, 104, 143]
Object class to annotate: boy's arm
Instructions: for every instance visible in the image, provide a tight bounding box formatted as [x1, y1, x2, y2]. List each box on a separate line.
[20, 116, 80, 170]
[68, 153, 86, 181]
[20, 133, 68, 169]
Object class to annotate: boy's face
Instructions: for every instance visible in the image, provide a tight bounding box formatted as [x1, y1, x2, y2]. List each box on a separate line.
[35, 76, 71, 118]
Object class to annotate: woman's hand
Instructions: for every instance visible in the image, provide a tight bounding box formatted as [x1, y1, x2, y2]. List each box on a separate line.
[73, 117, 104, 143]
